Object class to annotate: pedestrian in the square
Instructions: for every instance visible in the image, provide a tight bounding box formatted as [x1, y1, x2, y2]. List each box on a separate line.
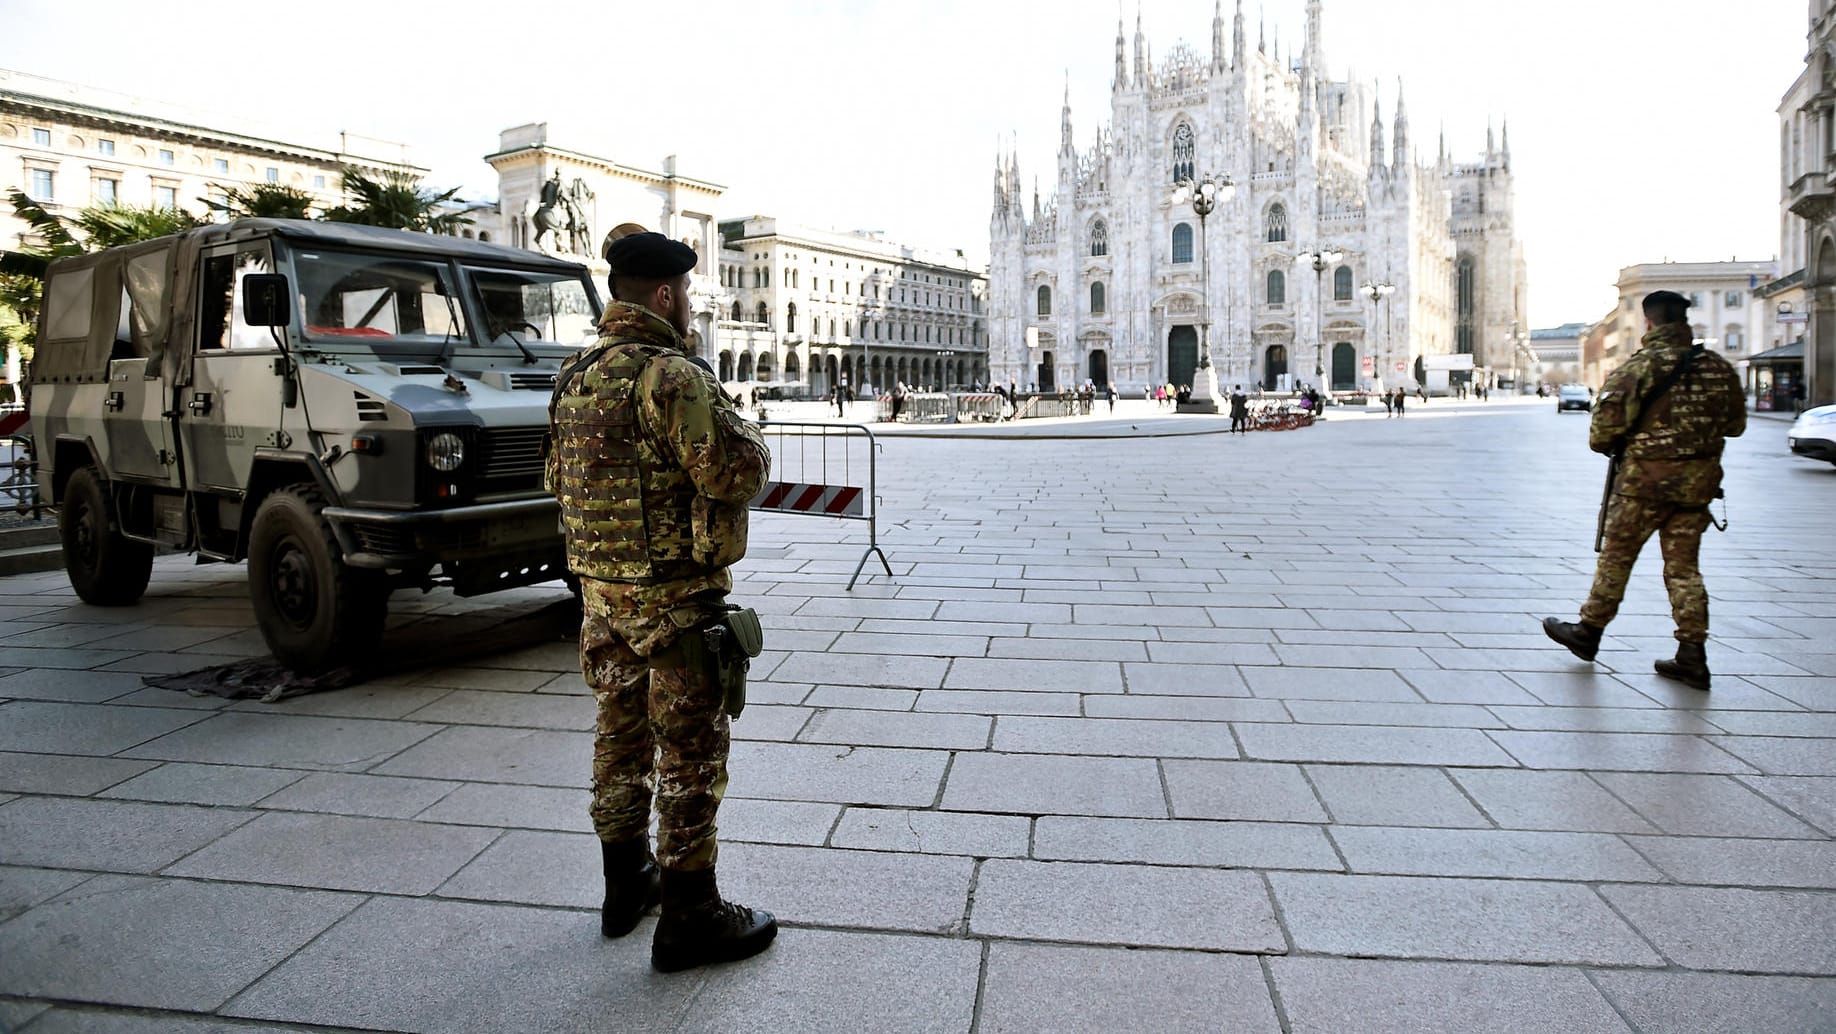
[1383, 388, 1395, 417]
[1393, 387, 1406, 416]
[1543, 290, 1746, 691]
[892, 381, 906, 421]
[549, 231, 777, 972]
[1229, 385, 1249, 433]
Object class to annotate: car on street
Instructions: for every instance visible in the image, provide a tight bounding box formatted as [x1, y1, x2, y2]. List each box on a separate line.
[1789, 403, 1836, 466]
[1556, 383, 1593, 412]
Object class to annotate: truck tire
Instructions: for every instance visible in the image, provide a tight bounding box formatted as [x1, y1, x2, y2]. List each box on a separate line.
[248, 484, 386, 671]
[59, 465, 154, 606]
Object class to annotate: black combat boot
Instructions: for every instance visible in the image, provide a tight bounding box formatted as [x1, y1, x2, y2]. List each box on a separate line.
[650, 867, 777, 973]
[1654, 641, 1711, 691]
[1543, 618, 1604, 662]
[601, 838, 660, 939]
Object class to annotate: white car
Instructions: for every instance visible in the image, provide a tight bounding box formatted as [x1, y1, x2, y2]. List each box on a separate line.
[1788, 403, 1836, 466]
[1556, 383, 1592, 412]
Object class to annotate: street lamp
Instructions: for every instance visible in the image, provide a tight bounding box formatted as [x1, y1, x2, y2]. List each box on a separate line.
[1170, 174, 1237, 412]
[935, 348, 958, 391]
[1360, 280, 1395, 391]
[1296, 247, 1344, 392]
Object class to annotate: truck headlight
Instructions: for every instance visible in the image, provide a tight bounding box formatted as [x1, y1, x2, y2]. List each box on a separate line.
[425, 432, 465, 472]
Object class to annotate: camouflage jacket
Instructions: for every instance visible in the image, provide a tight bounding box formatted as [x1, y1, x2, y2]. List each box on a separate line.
[1590, 323, 1746, 505]
[549, 302, 770, 654]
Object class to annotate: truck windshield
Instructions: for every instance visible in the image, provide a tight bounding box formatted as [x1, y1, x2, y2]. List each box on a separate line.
[295, 250, 466, 346]
[467, 267, 598, 347]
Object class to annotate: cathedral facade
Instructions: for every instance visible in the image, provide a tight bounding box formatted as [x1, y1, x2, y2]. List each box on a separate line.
[988, 1, 1524, 396]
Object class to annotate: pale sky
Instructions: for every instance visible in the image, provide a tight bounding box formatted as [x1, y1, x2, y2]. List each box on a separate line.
[0, 0, 1807, 326]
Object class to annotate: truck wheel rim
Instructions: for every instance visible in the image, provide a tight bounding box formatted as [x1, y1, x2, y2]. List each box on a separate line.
[73, 501, 99, 572]
[269, 536, 317, 629]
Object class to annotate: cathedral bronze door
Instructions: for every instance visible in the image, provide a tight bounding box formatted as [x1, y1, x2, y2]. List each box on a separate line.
[1332, 342, 1356, 390]
[1167, 326, 1197, 391]
[1088, 349, 1108, 389]
[1264, 345, 1288, 391]
[1037, 350, 1055, 392]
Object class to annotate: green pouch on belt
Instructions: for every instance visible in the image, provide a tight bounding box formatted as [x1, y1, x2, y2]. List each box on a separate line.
[703, 607, 764, 718]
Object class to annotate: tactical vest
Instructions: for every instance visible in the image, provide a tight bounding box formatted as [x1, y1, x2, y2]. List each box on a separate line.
[1622, 346, 1741, 463]
[550, 342, 703, 583]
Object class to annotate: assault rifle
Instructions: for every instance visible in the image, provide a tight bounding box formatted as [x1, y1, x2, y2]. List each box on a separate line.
[1593, 346, 1704, 553]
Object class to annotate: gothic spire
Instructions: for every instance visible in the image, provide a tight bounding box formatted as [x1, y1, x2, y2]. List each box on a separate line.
[1304, 0, 1322, 74]
[1212, 0, 1226, 72]
[1115, 15, 1128, 89]
[1258, 7, 1265, 54]
[1501, 117, 1511, 160]
[1133, 8, 1147, 83]
[1370, 95, 1386, 168]
[1233, 0, 1246, 68]
[1486, 116, 1495, 156]
[1392, 78, 1410, 168]
[1061, 76, 1074, 156]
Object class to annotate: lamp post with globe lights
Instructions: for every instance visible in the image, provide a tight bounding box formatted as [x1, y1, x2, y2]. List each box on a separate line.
[1296, 247, 1344, 392]
[1361, 280, 1395, 391]
[1170, 174, 1237, 411]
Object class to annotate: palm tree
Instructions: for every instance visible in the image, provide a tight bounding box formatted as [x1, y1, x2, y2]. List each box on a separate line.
[321, 168, 470, 233]
[203, 183, 315, 220]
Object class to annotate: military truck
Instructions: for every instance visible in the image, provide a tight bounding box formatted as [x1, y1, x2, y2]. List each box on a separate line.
[29, 219, 601, 669]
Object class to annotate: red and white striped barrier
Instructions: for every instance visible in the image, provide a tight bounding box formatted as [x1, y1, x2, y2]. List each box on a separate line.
[750, 481, 864, 517]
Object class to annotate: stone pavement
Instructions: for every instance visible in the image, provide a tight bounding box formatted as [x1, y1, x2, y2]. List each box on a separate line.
[2, 399, 1834, 1033]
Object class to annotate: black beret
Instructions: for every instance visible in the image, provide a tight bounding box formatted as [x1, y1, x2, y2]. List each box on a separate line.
[606, 232, 698, 279]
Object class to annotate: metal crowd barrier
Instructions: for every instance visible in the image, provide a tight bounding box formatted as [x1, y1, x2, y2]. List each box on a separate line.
[750, 421, 893, 590]
[894, 393, 953, 423]
[0, 408, 42, 521]
[953, 393, 1006, 422]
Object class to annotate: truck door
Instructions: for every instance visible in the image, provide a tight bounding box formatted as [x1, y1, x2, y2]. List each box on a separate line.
[105, 268, 181, 490]
[179, 241, 282, 492]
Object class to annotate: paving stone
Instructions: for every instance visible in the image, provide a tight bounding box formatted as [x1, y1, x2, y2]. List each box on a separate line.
[830, 807, 1029, 856]
[712, 797, 842, 846]
[400, 689, 591, 730]
[1305, 765, 1491, 828]
[1589, 971, 1836, 1034]
[944, 657, 1123, 694]
[1033, 816, 1341, 871]
[0, 1000, 49, 1032]
[1075, 603, 1210, 626]
[0, 875, 359, 1012]
[770, 651, 950, 689]
[728, 704, 813, 742]
[1162, 760, 1327, 822]
[1487, 730, 1754, 773]
[0, 752, 157, 795]
[979, 942, 1281, 1034]
[0, 701, 208, 756]
[1330, 826, 1663, 882]
[1084, 694, 1290, 722]
[799, 707, 990, 750]
[1591, 772, 1822, 837]
[1600, 885, 1836, 973]
[1121, 662, 1250, 696]
[1448, 769, 1657, 833]
[371, 725, 591, 785]
[686, 927, 981, 1034]
[0, 668, 147, 703]
[1485, 705, 1721, 734]
[914, 689, 1083, 715]
[727, 741, 949, 807]
[223, 896, 689, 1031]
[408, 666, 558, 692]
[804, 685, 917, 711]
[1702, 710, 1836, 737]
[0, 796, 254, 872]
[1627, 835, 1836, 888]
[167, 811, 498, 894]
[1398, 669, 1543, 705]
[1283, 700, 1502, 728]
[717, 842, 973, 933]
[1269, 872, 1662, 965]
[1143, 641, 1282, 665]
[258, 771, 462, 820]
[0, 865, 92, 921]
[124, 711, 444, 773]
[1739, 775, 1836, 835]
[99, 763, 306, 806]
[1272, 957, 1631, 1034]
[993, 715, 1239, 759]
[436, 829, 599, 907]
[989, 636, 1149, 661]
[1238, 666, 1422, 702]
[1711, 734, 1836, 775]
[971, 858, 1283, 950]
[940, 752, 1165, 817]
[1238, 723, 1516, 766]
[1, 1010, 296, 1033]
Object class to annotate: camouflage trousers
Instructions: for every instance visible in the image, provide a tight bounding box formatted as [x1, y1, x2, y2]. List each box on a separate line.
[583, 624, 730, 872]
[1580, 494, 1713, 644]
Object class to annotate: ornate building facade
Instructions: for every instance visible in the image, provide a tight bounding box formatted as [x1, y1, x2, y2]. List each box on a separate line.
[1771, 0, 1836, 407]
[988, 1, 1523, 395]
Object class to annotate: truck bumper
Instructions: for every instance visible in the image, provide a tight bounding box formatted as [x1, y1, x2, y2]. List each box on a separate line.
[322, 497, 567, 596]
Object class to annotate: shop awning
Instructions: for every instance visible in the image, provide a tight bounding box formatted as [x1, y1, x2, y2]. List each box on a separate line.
[1746, 342, 1804, 366]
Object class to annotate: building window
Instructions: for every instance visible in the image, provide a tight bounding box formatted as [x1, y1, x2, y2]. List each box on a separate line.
[31, 128, 51, 147]
[1266, 204, 1288, 243]
[755, 302, 769, 325]
[159, 149, 175, 166]
[97, 139, 114, 156]
[1334, 266, 1354, 301]
[1037, 285, 1052, 317]
[27, 168, 53, 202]
[730, 301, 741, 321]
[786, 302, 797, 334]
[1090, 220, 1108, 257]
[1455, 257, 1476, 354]
[1267, 269, 1286, 305]
[1725, 325, 1743, 350]
[1171, 121, 1195, 183]
[313, 174, 326, 189]
[1172, 223, 1194, 264]
[1090, 282, 1106, 314]
[213, 158, 229, 173]
[265, 167, 279, 183]
[95, 178, 117, 205]
[155, 185, 177, 209]
[1724, 291, 1742, 307]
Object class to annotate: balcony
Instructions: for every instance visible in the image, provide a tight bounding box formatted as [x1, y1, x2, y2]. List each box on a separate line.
[1788, 169, 1836, 223]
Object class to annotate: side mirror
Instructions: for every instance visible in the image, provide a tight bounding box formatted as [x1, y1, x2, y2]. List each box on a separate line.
[241, 273, 292, 328]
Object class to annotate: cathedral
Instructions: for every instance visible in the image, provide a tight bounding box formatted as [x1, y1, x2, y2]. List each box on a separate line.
[988, 0, 1525, 397]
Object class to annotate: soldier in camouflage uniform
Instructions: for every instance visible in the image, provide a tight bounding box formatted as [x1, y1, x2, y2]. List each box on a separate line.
[1544, 290, 1746, 690]
[547, 231, 777, 972]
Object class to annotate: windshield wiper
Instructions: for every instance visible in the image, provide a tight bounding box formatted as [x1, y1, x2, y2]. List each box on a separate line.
[489, 322, 541, 366]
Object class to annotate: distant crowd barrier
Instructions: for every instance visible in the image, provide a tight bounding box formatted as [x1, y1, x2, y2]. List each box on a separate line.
[749, 421, 892, 590]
